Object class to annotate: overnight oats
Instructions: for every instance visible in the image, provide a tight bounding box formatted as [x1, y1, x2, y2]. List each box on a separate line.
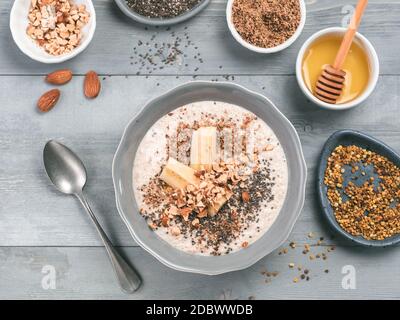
[132, 101, 288, 255]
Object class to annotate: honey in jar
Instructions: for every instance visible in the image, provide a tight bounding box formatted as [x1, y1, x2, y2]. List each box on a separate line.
[302, 34, 371, 104]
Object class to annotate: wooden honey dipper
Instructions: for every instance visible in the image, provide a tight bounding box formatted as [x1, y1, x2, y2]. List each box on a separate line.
[315, 0, 368, 104]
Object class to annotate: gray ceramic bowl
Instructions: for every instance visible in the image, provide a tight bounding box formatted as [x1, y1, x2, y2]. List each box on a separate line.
[112, 81, 307, 275]
[114, 0, 210, 26]
[318, 130, 400, 247]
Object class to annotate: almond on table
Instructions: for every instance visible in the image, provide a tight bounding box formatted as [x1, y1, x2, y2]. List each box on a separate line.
[84, 71, 101, 99]
[46, 69, 73, 85]
[37, 89, 60, 112]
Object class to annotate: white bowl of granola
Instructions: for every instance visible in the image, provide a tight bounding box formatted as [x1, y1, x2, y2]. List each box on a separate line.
[10, 0, 96, 64]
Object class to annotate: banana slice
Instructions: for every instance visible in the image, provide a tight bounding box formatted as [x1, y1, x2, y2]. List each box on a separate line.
[190, 126, 218, 171]
[160, 158, 200, 190]
[160, 155, 230, 216]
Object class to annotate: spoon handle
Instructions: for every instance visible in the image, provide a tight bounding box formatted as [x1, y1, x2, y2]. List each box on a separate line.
[75, 192, 142, 293]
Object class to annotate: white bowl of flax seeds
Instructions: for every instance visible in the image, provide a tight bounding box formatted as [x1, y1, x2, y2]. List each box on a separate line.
[226, 0, 306, 54]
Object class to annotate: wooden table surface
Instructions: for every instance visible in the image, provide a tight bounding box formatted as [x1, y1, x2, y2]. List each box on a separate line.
[1, 0, 400, 299]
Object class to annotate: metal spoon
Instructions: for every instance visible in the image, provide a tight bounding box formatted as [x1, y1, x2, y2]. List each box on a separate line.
[43, 140, 141, 293]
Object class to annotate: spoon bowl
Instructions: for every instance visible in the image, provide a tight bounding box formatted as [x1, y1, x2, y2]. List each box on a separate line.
[43, 140, 87, 195]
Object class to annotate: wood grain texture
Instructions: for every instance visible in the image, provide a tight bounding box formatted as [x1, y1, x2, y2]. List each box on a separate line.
[1, 246, 399, 299]
[1, 0, 400, 75]
[0, 75, 399, 247]
[1, 0, 400, 299]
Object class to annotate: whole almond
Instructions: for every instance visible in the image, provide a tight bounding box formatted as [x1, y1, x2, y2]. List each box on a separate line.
[84, 71, 101, 99]
[46, 69, 72, 85]
[241, 191, 250, 203]
[37, 89, 60, 112]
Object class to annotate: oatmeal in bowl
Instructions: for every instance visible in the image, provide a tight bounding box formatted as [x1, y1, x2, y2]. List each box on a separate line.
[113, 82, 306, 274]
[133, 102, 288, 256]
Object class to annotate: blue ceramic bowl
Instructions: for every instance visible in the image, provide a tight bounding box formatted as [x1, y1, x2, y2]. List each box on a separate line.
[318, 130, 400, 247]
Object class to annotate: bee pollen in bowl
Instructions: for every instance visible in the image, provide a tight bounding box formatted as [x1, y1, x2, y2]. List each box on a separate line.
[324, 145, 400, 240]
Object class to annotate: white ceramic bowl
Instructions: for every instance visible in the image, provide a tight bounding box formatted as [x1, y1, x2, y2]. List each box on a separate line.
[296, 27, 379, 110]
[10, 0, 96, 64]
[226, 0, 306, 53]
[112, 81, 307, 275]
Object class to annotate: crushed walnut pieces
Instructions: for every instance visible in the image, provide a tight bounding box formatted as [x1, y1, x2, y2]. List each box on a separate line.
[231, 0, 301, 48]
[324, 145, 400, 240]
[133, 100, 289, 256]
[140, 161, 275, 255]
[26, 0, 90, 56]
[137, 110, 279, 255]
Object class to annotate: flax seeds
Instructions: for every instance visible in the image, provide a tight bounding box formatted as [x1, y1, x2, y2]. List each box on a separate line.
[231, 0, 301, 48]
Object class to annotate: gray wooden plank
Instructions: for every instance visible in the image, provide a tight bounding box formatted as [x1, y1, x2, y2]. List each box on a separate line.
[0, 246, 399, 299]
[0, 74, 399, 247]
[1, 0, 400, 75]
[1, 0, 399, 300]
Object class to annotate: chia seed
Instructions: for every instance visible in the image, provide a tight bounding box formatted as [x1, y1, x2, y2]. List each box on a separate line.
[130, 27, 203, 75]
[126, 0, 203, 19]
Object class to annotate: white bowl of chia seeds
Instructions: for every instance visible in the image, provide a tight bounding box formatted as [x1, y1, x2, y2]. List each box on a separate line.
[114, 0, 210, 26]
